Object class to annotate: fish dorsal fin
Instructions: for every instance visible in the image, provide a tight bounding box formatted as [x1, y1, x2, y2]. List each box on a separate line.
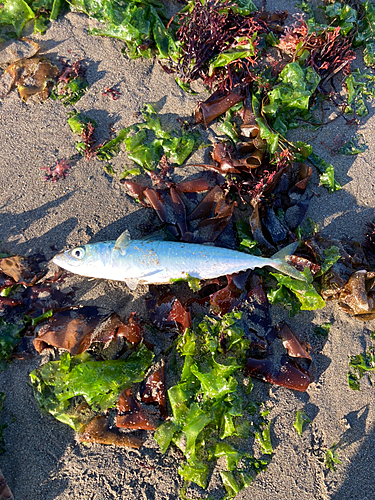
[114, 230, 131, 255]
[125, 278, 139, 291]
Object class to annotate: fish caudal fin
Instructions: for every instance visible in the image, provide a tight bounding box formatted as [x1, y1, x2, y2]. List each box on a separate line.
[270, 242, 307, 281]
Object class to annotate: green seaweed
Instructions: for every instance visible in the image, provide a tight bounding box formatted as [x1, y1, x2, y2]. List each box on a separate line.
[154, 311, 270, 496]
[293, 410, 311, 436]
[30, 343, 154, 429]
[347, 347, 375, 390]
[0, 319, 25, 372]
[268, 269, 325, 316]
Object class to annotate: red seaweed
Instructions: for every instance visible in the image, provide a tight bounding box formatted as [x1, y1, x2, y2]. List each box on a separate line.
[117, 389, 159, 430]
[117, 313, 143, 345]
[244, 324, 312, 392]
[140, 359, 167, 418]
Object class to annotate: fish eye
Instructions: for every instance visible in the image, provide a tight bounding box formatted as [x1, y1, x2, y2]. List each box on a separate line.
[71, 247, 85, 260]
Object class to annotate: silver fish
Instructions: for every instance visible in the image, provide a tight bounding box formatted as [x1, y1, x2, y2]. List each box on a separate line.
[52, 230, 303, 290]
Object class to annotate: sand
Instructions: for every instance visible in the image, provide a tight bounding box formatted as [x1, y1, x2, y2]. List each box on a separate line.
[0, 1, 375, 499]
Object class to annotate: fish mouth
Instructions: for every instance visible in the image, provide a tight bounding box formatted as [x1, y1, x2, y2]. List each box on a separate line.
[52, 251, 81, 269]
[52, 253, 66, 269]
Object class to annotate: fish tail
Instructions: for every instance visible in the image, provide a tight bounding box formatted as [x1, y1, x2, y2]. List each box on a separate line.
[269, 242, 307, 281]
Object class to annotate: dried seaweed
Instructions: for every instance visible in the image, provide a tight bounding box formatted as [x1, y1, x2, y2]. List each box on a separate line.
[1, 56, 59, 100]
[338, 270, 375, 319]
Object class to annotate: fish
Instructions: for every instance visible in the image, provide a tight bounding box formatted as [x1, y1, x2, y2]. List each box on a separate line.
[52, 230, 304, 290]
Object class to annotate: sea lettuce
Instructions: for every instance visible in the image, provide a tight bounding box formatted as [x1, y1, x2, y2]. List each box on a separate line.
[0, 0, 35, 36]
[0, 319, 24, 372]
[345, 69, 375, 116]
[293, 410, 311, 436]
[68, 0, 175, 60]
[97, 103, 201, 173]
[154, 312, 271, 496]
[30, 343, 154, 428]
[347, 347, 375, 390]
[0, 0, 67, 35]
[308, 152, 341, 193]
[262, 63, 320, 136]
[268, 269, 325, 316]
[324, 2, 357, 36]
[338, 134, 368, 155]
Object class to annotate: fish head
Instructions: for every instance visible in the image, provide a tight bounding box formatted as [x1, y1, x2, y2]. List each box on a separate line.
[52, 242, 113, 278]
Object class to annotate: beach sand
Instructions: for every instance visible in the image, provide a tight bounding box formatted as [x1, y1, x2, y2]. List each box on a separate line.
[0, 2, 375, 499]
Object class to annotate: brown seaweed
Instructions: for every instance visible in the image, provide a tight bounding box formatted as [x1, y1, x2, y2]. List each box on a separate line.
[167, 298, 192, 332]
[146, 288, 191, 333]
[192, 198, 235, 243]
[169, 186, 188, 236]
[125, 182, 234, 244]
[244, 355, 311, 391]
[79, 415, 143, 448]
[187, 186, 225, 221]
[117, 313, 143, 345]
[195, 87, 246, 127]
[123, 180, 147, 204]
[143, 188, 168, 223]
[175, 178, 211, 193]
[209, 271, 251, 315]
[33, 308, 122, 354]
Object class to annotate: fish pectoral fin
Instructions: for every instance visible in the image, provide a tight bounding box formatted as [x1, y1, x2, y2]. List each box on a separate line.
[114, 230, 131, 255]
[125, 277, 139, 290]
[126, 270, 165, 289]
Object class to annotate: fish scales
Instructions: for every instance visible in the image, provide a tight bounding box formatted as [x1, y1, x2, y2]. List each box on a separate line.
[52, 230, 304, 290]
[126, 240, 270, 280]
